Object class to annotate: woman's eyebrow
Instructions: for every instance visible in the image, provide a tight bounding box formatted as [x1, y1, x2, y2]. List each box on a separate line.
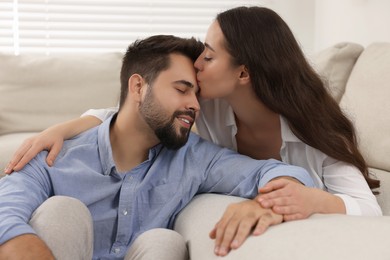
[204, 42, 215, 52]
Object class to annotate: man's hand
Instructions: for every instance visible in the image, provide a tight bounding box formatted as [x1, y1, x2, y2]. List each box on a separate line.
[210, 199, 283, 256]
[0, 234, 55, 260]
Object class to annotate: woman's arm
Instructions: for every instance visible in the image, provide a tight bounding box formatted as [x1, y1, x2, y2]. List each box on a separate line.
[321, 160, 382, 216]
[4, 106, 119, 174]
[4, 116, 102, 174]
[257, 178, 345, 221]
[257, 160, 382, 219]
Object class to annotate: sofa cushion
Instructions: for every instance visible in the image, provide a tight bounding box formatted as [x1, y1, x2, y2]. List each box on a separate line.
[0, 53, 122, 136]
[175, 194, 390, 260]
[340, 43, 390, 172]
[312, 42, 364, 102]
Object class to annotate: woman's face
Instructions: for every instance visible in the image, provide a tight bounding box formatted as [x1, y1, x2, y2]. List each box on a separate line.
[194, 21, 243, 99]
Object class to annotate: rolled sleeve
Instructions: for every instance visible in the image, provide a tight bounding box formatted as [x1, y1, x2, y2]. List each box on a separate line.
[258, 163, 315, 188]
[323, 160, 382, 216]
[0, 221, 37, 245]
[0, 160, 51, 244]
[0, 175, 40, 244]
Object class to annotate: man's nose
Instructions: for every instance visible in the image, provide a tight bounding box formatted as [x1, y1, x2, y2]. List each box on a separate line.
[186, 94, 200, 114]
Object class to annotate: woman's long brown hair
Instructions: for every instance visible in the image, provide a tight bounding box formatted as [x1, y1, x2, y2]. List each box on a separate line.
[217, 6, 379, 189]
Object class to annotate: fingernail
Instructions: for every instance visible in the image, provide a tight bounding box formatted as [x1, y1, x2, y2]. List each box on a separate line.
[214, 246, 220, 255]
[231, 239, 239, 248]
[254, 227, 263, 235]
[219, 246, 227, 256]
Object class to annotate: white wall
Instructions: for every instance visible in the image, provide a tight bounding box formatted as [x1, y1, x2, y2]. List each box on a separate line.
[314, 0, 390, 52]
[258, 0, 316, 54]
[262, 0, 390, 54]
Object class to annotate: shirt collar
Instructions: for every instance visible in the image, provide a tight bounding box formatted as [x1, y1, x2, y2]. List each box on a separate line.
[97, 113, 165, 176]
[225, 104, 236, 128]
[97, 114, 117, 175]
[279, 116, 301, 143]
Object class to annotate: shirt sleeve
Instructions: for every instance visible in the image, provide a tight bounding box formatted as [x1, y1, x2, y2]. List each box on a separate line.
[196, 142, 314, 198]
[81, 105, 119, 122]
[0, 155, 52, 244]
[323, 158, 382, 216]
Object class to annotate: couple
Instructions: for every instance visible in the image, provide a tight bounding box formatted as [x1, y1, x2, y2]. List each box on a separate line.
[1, 6, 381, 259]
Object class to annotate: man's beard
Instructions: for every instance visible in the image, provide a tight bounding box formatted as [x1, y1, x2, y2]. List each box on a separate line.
[139, 88, 195, 150]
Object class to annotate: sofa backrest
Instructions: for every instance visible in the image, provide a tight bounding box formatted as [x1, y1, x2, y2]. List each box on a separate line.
[0, 53, 122, 135]
[340, 43, 390, 172]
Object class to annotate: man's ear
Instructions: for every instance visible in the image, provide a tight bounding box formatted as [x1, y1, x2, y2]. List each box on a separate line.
[238, 65, 250, 85]
[128, 74, 145, 102]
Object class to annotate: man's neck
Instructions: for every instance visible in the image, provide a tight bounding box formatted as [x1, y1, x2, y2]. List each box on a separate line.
[109, 111, 159, 173]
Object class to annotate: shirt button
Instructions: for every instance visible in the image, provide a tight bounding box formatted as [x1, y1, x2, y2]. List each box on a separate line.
[114, 248, 121, 254]
[123, 209, 128, 216]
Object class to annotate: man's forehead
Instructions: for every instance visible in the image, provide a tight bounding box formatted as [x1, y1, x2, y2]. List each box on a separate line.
[166, 54, 198, 86]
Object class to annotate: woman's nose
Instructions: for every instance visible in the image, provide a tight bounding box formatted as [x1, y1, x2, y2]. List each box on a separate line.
[194, 56, 202, 71]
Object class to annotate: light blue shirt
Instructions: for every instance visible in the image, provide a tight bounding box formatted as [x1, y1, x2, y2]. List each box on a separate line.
[0, 115, 314, 259]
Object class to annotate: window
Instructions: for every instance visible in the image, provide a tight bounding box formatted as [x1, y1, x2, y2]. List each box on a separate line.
[0, 0, 263, 54]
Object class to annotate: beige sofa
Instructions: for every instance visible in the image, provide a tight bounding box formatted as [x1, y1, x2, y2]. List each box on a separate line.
[1, 42, 390, 259]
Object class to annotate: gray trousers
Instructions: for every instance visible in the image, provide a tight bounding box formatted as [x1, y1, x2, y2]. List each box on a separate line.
[29, 196, 188, 260]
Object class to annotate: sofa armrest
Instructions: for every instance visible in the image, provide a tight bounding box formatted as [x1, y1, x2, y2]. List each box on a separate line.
[174, 194, 390, 260]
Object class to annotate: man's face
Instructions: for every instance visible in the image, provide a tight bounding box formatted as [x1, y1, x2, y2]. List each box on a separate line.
[139, 53, 200, 149]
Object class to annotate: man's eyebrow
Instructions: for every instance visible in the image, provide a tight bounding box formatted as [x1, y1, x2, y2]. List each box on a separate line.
[204, 42, 215, 52]
[173, 80, 199, 93]
[173, 80, 195, 89]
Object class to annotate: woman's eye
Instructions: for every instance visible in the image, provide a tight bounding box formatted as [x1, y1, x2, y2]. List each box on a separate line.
[176, 88, 186, 93]
[204, 56, 212, 62]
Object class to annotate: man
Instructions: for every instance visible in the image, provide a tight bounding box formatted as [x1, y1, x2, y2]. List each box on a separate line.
[0, 35, 314, 259]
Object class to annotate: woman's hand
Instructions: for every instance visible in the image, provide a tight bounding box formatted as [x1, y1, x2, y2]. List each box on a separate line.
[210, 199, 282, 257]
[4, 127, 64, 174]
[4, 116, 103, 174]
[257, 178, 345, 221]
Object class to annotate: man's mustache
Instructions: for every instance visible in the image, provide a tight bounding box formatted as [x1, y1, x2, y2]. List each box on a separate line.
[173, 110, 196, 121]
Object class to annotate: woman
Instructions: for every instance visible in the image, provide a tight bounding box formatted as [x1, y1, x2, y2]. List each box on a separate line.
[4, 7, 381, 220]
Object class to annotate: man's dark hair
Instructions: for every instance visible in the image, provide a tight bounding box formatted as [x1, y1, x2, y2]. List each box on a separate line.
[119, 35, 204, 109]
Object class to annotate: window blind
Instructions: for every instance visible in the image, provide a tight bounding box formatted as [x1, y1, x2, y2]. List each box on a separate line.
[0, 0, 263, 54]
[0, 0, 14, 53]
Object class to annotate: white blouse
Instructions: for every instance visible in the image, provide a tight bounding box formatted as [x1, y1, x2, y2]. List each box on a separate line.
[83, 99, 382, 216]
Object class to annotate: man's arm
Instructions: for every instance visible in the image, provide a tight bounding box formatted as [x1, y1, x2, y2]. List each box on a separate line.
[190, 138, 315, 256]
[0, 234, 55, 260]
[0, 155, 52, 247]
[197, 143, 315, 196]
